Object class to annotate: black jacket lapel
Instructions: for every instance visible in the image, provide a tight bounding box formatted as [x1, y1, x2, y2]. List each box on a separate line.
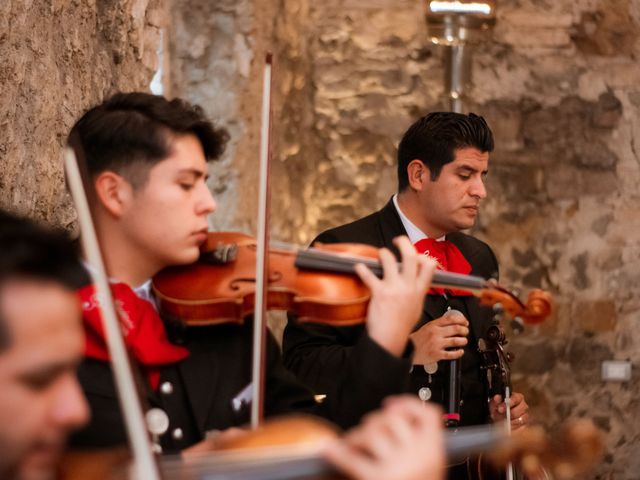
[375, 198, 408, 256]
[178, 346, 220, 432]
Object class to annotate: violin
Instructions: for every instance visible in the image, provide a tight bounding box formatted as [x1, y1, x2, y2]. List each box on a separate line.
[151, 232, 552, 327]
[58, 415, 603, 480]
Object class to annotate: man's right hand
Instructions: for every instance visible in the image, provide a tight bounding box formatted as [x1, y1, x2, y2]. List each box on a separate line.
[356, 236, 437, 357]
[409, 310, 469, 365]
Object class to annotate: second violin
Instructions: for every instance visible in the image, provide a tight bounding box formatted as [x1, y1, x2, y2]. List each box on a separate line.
[151, 232, 552, 327]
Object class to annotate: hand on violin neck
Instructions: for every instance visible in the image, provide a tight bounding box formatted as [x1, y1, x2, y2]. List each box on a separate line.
[324, 395, 445, 480]
[409, 311, 469, 365]
[489, 392, 530, 431]
[356, 236, 437, 356]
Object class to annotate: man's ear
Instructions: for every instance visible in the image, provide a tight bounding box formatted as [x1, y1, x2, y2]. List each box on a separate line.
[406, 159, 431, 192]
[93, 171, 132, 217]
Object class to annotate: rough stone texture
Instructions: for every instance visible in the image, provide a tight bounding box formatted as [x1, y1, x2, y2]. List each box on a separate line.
[0, 0, 164, 227]
[167, 0, 640, 474]
[3, 0, 640, 476]
[170, 0, 639, 477]
[168, 0, 269, 233]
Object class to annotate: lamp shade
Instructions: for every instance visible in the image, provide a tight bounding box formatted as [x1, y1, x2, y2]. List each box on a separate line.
[425, 0, 497, 45]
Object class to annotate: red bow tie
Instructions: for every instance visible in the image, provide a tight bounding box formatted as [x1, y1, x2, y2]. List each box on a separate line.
[413, 238, 472, 296]
[79, 282, 189, 390]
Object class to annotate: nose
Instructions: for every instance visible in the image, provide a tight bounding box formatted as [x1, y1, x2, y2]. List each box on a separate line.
[51, 374, 90, 432]
[470, 176, 487, 200]
[197, 182, 217, 215]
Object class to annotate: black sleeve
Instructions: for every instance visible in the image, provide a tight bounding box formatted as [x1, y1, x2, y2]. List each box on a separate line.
[282, 319, 363, 393]
[281, 317, 413, 429]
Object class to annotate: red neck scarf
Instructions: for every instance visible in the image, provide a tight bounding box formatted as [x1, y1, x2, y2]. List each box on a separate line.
[79, 282, 189, 390]
[413, 238, 473, 296]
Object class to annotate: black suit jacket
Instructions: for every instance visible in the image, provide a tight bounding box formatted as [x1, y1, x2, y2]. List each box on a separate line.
[72, 303, 413, 451]
[283, 197, 499, 427]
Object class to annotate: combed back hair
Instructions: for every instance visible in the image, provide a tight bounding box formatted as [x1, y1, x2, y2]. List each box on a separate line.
[0, 210, 87, 350]
[397, 112, 494, 191]
[67, 92, 229, 187]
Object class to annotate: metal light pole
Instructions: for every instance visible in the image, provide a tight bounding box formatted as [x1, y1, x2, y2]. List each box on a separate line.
[425, 1, 497, 113]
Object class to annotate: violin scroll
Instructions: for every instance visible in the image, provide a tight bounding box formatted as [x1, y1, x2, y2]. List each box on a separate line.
[479, 287, 553, 325]
[485, 419, 603, 480]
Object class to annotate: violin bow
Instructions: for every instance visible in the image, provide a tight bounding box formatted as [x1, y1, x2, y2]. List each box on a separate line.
[64, 141, 162, 480]
[251, 52, 274, 428]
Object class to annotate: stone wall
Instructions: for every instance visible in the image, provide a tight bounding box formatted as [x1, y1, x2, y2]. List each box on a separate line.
[477, 2, 640, 477]
[167, 0, 639, 477]
[2, 0, 638, 476]
[0, 0, 164, 227]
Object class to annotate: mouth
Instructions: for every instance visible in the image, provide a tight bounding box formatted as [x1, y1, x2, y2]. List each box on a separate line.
[192, 228, 209, 243]
[27, 442, 64, 469]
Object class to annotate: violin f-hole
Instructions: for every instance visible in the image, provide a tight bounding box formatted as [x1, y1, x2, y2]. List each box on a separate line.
[229, 271, 283, 290]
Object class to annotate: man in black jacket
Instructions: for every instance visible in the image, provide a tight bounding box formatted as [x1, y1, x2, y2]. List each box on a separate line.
[0, 211, 89, 480]
[67, 92, 436, 453]
[0, 209, 446, 480]
[284, 112, 529, 443]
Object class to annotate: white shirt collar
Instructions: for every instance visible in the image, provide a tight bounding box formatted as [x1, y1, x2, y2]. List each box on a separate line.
[392, 194, 445, 243]
[133, 280, 155, 306]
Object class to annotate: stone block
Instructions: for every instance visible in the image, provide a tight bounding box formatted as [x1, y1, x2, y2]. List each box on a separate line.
[569, 251, 590, 290]
[567, 336, 613, 384]
[591, 91, 623, 130]
[574, 300, 617, 333]
[546, 165, 618, 199]
[573, 4, 638, 57]
[511, 341, 557, 374]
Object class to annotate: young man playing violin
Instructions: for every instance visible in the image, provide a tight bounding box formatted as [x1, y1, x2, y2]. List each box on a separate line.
[0, 210, 89, 480]
[283, 112, 530, 478]
[67, 92, 438, 454]
[0, 209, 444, 480]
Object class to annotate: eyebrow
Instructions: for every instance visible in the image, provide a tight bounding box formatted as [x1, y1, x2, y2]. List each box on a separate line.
[456, 164, 489, 175]
[18, 358, 78, 382]
[177, 168, 209, 181]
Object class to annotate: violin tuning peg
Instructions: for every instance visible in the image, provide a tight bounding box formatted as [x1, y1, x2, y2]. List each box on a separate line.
[511, 317, 524, 334]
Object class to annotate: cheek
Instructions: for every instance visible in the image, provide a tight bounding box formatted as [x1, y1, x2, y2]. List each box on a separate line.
[0, 387, 44, 450]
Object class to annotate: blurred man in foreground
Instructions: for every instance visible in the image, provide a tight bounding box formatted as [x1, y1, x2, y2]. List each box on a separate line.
[0, 210, 89, 480]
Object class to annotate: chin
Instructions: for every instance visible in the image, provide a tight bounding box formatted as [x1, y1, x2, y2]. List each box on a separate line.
[174, 247, 201, 266]
[18, 459, 57, 480]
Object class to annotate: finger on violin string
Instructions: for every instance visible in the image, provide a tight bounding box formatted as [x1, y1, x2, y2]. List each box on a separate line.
[393, 236, 418, 280]
[350, 418, 399, 459]
[378, 246, 400, 280]
[416, 255, 437, 290]
[353, 262, 381, 291]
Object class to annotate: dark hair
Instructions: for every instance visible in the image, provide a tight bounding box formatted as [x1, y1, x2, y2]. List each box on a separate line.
[67, 92, 228, 187]
[397, 112, 494, 191]
[0, 210, 87, 350]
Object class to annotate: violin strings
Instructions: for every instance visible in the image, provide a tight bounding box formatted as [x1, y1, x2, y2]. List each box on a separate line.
[296, 249, 487, 290]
